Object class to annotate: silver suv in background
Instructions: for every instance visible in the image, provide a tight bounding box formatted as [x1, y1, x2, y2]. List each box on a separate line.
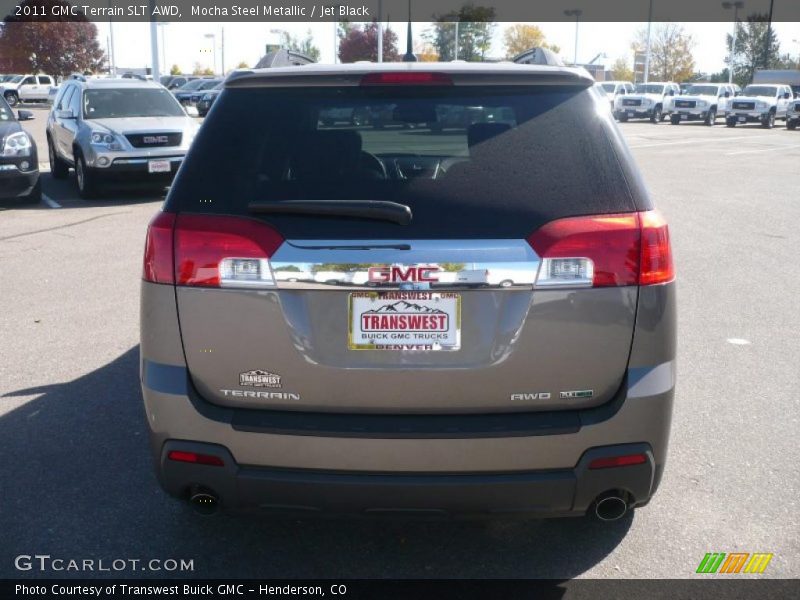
[669, 83, 739, 125]
[726, 84, 794, 128]
[140, 63, 676, 521]
[46, 78, 199, 198]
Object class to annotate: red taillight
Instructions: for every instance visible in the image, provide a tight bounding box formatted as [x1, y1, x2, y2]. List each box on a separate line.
[528, 213, 640, 287]
[588, 453, 648, 470]
[143, 211, 176, 284]
[360, 72, 453, 86]
[167, 450, 224, 467]
[638, 210, 675, 285]
[174, 215, 284, 287]
[527, 210, 674, 288]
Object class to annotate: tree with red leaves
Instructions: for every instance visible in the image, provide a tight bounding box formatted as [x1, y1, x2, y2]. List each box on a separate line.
[338, 22, 399, 63]
[0, 0, 105, 76]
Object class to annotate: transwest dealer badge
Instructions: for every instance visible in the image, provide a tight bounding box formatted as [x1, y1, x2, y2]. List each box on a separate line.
[239, 370, 281, 388]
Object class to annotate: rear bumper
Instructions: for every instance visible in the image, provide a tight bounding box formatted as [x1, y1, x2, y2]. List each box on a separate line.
[158, 439, 657, 517]
[141, 365, 673, 517]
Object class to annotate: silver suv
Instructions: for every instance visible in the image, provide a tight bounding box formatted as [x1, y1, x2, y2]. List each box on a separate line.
[46, 78, 199, 198]
[140, 63, 676, 520]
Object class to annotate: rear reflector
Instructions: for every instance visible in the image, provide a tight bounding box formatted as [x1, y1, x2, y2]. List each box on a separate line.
[142, 211, 176, 284]
[528, 210, 674, 288]
[588, 453, 648, 469]
[167, 450, 224, 467]
[174, 215, 284, 288]
[360, 72, 453, 86]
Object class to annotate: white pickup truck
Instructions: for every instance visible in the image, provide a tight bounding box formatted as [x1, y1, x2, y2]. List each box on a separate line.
[787, 98, 800, 130]
[725, 84, 794, 128]
[614, 82, 680, 123]
[1, 74, 56, 107]
[669, 83, 740, 126]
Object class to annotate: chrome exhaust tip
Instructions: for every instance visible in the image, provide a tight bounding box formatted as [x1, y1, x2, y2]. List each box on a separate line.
[593, 492, 629, 522]
[189, 488, 219, 516]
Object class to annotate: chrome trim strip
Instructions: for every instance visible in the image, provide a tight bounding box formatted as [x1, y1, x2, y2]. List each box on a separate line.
[269, 239, 541, 291]
[111, 156, 184, 165]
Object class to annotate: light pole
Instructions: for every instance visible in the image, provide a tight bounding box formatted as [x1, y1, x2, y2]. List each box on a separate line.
[204, 33, 217, 75]
[644, 0, 653, 83]
[454, 20, 459, 60]
[377, 0, 383, 62]
[157, 22, 168, 75]
[722, 1, 744, 84]
[564, 9, 583, 66]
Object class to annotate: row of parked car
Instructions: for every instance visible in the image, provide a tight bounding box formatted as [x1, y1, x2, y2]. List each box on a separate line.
[597, 80, 800, 129]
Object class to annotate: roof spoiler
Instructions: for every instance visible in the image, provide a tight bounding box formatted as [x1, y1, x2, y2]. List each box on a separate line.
[512, 47, 564, 67]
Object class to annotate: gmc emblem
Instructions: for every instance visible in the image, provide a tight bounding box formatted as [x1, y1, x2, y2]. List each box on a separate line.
[143, 135, 169, 144]
[368, 266, 440, 283]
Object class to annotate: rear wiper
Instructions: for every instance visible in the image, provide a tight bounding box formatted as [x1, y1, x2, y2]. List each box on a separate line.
[248, 200, 412, 226]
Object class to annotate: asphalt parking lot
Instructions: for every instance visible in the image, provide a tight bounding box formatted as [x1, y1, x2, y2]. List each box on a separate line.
[1, 104, 799, 579]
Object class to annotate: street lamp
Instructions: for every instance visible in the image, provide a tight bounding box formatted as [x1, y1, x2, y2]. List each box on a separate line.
[157, 22, 168, 75]
[722, 1, 744, 85]
[204, 33, 217, 75]
[564, 9, 583, 66]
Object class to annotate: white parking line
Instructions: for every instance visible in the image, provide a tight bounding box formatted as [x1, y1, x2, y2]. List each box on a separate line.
[725, 143, 800, 156]
[41, 193, 61, 209]
[628, 134, 777, 149]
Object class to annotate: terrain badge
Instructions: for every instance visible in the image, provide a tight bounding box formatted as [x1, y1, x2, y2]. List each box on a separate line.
[239, 370, 282, 388]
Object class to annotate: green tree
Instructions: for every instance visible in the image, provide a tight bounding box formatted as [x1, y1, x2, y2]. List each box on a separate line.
[503, 24, 559, 59]
[610, 57, 634, 82]
[281, 29, 321, 62]
[425, 3, 496, 62]
[633, 23, 695, 83]
[726, 17, 782, 86]
[192, 62, 214, 76]
[0, 0, 104, 77]
[169, 64, 181, 75]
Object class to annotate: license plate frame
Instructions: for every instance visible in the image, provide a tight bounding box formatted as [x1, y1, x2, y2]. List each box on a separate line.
[737, 116, 747, 123]
[348, 291, 461, 351]
[627, 111, 635, 118]
[148, 159, 171, 174]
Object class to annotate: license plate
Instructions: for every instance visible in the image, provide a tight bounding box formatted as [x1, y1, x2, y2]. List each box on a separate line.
[738, 116, 746, 122]
[148, 159, 170, 173]
[349, 291, 461, 351]
[680, 113, 688, 119]
[627, 111, 634, 118]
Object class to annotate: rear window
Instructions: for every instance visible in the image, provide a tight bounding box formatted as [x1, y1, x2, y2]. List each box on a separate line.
[169, 84, 639, 239]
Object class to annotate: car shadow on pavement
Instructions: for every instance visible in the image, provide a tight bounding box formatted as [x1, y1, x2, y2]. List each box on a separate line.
[0, 347, 632, 579]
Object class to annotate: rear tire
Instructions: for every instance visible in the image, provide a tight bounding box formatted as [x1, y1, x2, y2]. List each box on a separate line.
[789, 120, 798, 130]
[726, 118, 737, 127]
[618, 113, 628, 122]
[705, 108, 716, 126]
[75, 153, 98, 199]
[670, 115, 680, 125]
[761, 111, 775, 129]
[48, 137, 69, 179]
[4, 92, 18, 107]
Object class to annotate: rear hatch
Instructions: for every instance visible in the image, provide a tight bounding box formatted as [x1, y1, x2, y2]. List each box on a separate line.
[163, 68, 651, 414]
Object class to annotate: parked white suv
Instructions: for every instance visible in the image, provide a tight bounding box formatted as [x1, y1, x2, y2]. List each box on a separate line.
[1, 74, 56, 107]
[725, 84, 793, 128]
[669, 83, 739, 126]
[596, 81, 635, 112]
[614, 82, 680, 123]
